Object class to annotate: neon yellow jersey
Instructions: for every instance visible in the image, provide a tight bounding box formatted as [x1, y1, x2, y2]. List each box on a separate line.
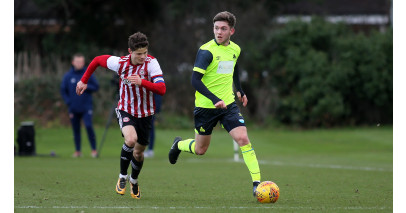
[193, 39, 241, 108]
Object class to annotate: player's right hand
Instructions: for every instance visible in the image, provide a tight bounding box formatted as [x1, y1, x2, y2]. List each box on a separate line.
[236, 91, 248, 107]
[214, 100, 227, 109]
[76, 80, 88, 95]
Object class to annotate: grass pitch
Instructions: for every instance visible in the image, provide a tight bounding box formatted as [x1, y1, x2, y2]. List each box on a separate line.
[14, 126, 392, 212]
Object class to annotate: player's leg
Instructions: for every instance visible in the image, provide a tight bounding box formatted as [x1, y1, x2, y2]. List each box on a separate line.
[129, 142, 146, 199]
[169, 134, 212, 164]
[222, 103, 261, 196]
[83, 109, 97, 157]
[177, 133, 211, 155]
[229, 126, 261, 182]
[115, 125, 137, 195]
[115, 109, 138, 195]
[128, 115, 152, 199]
[70, 112, 82, 157]
[169, 107, 217, 164]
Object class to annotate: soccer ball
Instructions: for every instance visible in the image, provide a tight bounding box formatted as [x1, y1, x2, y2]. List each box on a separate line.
[254, 181, 280, 203]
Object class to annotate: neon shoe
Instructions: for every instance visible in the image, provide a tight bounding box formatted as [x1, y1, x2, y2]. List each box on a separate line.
[129, 179, 141, 199]
[253, 181, 260, 197]
[115, 177, 127, 195]
[168, 137, 182, 164]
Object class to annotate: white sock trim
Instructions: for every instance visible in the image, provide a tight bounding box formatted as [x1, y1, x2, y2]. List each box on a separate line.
[129, 177, 138, 184]
[119, 174, 128, 179]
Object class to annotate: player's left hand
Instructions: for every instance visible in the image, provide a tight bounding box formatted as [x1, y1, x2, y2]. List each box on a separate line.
[236, 91, 248, 107]
[127, 75, 142, 86]
[214, 100, 227, 109]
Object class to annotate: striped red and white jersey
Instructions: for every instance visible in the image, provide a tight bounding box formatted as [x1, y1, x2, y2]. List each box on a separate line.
[106, 54, 165, 118]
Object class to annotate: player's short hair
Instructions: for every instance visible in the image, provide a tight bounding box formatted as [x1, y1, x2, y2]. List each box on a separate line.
[128, 32, 149, 51]
[213, 11, 236, 28]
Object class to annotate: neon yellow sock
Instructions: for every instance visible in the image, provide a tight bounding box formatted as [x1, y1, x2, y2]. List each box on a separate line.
[177, 139, 196, 154]
[240, 143, 261, 182]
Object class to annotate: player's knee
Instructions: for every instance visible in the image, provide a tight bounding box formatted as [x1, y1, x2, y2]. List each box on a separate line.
[133, 149, 144, 160]
[235, 133, 249, 146]
[125, 136, 138, 147]
[195, 150, 206, 155]
[195, 147, 207, 155]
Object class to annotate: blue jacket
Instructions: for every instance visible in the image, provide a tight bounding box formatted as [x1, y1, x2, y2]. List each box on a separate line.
[61, 66, 99, 113]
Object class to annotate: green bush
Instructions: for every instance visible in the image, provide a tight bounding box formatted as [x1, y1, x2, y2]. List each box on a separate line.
[263, 17, 392, 127]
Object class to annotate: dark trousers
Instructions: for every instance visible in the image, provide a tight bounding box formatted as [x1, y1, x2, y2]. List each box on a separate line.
[70, 110, 96, 151]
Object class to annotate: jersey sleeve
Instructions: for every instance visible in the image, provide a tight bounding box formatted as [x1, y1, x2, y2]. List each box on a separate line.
[80, 55, 110, 83]
[106, 56, 121, 73]
[193, 49, 213, 74]
[149, 58, 165, 83]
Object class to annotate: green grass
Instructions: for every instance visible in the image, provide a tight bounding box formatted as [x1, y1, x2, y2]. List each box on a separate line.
[14, 126, 393, 212]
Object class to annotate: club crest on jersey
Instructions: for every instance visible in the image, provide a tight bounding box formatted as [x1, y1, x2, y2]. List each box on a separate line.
[139, 69, 145, 75]
[123, 117, 130, 122]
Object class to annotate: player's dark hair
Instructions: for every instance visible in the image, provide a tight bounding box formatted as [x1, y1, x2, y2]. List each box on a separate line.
[213, 11, 236, 28]
[128, 32, 149, 51]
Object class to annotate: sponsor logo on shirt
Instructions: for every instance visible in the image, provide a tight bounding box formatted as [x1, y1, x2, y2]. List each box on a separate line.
[121, 76, 131, 85]
[217, 61, 234, 74]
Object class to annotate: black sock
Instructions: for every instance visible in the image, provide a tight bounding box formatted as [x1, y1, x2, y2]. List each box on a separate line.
[120, 143, 134, 176]
[130, 156, 144, 180]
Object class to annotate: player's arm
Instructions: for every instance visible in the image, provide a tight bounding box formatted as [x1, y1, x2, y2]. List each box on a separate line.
[141, 79, 166, 96]
[233, 63, 248, 107]
[76, 55, 110, 95]
[84, 74, 100, 93]
[191, 71, 222, 105]
[127, 75, 166, 96]
[192, 49, 226, 109]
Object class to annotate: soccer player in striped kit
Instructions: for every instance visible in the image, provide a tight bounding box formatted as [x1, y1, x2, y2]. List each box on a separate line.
[76, 32, 166, 199]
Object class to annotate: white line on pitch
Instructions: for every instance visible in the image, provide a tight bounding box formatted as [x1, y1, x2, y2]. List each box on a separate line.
[184, 158, 392, 172]
[15, 206, 391, 210]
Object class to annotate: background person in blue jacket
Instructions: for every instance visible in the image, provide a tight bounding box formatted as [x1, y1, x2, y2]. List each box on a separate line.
[61, 53, 99, 158]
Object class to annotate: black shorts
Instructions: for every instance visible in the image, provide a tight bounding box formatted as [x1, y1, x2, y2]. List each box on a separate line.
[115, 109, 152, 146]
[194, 102, 246, 135]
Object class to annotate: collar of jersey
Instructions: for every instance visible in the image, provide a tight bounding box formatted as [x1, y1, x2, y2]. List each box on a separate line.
[213, 39, 232, 47]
